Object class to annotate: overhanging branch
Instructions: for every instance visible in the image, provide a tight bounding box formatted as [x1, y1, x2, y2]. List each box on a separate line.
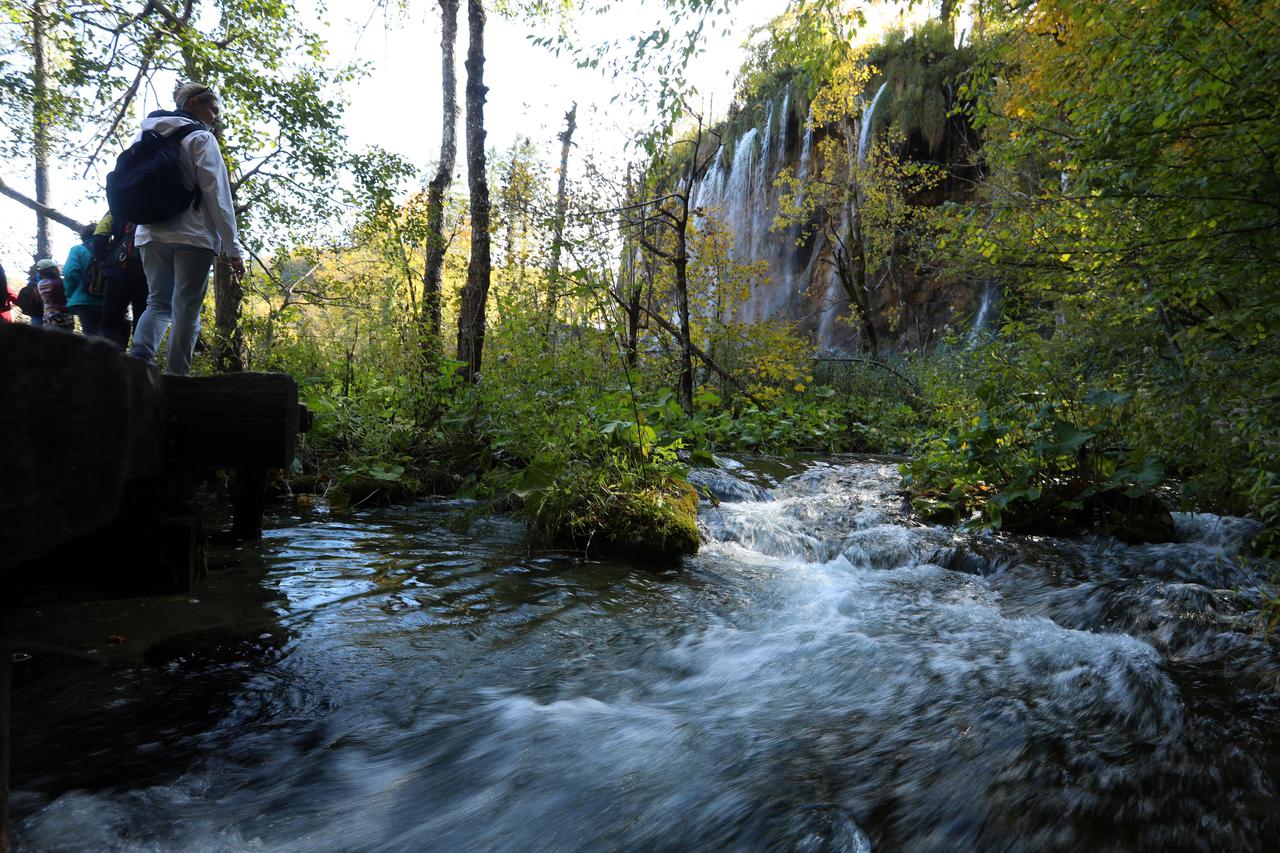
[0, 177, 89, 236]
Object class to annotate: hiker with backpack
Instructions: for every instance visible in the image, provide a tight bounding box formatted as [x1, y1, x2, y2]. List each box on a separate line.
[64, 224, 104, 337]
[35, 258, 74, 331]
[17, 263, 46, 326]
[93, 212, 150, 350]
[110, 81, 244, 375]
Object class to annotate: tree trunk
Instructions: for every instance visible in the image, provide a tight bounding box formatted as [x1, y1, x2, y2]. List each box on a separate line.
[673, 213, 694, 414]
[213, 257, 245, 371]
[545, 102, 577, 342]
[502, 158, 518, 301]
[672, 144, 701, 414]
[422, 0, 459, 364]
[843, 122, 879, 354]
[613, 291, 763, 409]
[31, 0, 51, 259]
[834, 246, 878, 354]
[455, 0, 491, 382]
[620, 166, 641, 369]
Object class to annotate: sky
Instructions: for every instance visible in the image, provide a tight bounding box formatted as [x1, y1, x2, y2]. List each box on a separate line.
[0, 0, 919, 272]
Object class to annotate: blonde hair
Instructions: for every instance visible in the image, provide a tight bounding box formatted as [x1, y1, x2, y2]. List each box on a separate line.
[174, 82, 215, 111]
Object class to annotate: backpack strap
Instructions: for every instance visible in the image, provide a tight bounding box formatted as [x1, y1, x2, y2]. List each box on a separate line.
[164, 123, 207, 143]
[159, 122, 207, 210]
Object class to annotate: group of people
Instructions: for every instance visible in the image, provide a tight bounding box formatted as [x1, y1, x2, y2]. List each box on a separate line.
[0, 81, 245, 376]
[0, 217, 148, 343]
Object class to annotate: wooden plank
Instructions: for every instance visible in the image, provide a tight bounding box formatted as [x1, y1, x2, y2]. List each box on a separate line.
[167, 415, 294, 468]
[162, 372, 298, 418]
[1, 329, 303, 575]
[163, 373, 299, 468]
[0, 324, 165, 571]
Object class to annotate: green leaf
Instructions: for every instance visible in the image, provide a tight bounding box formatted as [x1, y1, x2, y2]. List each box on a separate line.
[1081, 389, 1133, 407]
[690, 447, 716, 467]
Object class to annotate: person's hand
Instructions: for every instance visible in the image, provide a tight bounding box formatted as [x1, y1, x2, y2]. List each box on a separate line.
[228, 256, 246, 278]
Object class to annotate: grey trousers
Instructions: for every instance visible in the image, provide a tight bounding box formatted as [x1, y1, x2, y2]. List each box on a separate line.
[129, 242, 216, 376]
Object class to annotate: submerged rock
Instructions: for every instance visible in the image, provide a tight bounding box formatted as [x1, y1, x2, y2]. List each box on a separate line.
[999, 487, 1177, 544]
[688, 467, 773, 503]
[1089, 490, 1177, 544]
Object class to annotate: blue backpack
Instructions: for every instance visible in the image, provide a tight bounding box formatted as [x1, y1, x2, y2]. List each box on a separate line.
[106, 123, 204, 224]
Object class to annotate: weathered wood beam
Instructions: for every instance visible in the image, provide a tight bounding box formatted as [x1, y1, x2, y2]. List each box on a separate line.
[163, 372, 300, 468]
[1, 616, 10, 853]
[0, 324, 164, 571]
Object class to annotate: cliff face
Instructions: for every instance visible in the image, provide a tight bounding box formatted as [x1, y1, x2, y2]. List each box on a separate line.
[688, 81, 982, 354]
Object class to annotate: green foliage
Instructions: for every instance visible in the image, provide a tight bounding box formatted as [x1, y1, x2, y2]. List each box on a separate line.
[865, 18, 976, 155]
[904, 365, 1164, 532]
[526, 0, 742, 155]
[0, 0, 356, 248]
[147, 0, 1277, 568]
[920, 0, 1280, 543]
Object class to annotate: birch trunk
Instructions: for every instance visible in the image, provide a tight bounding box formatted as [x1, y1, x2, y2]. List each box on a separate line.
[31, 0, 51, 258]
[545, 102, 577, 342]
[422, 0, 459, 363]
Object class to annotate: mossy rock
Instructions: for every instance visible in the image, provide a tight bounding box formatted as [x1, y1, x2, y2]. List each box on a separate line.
[534, 473, 700, 562]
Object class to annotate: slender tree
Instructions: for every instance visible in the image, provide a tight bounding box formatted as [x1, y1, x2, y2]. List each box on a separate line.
[628, 119, 715, 414]
[618, 164, 645, 369]
[30, 0, 50, 257]
[545, 101, 577, 342]
[456, 0, 492, 382]
[423, 0, 460, 361]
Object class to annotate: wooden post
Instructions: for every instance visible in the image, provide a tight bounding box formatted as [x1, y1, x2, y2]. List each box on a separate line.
[1, 613, 11, 853]
[163, 515, 203, 591]
[232, 467, 268, 541]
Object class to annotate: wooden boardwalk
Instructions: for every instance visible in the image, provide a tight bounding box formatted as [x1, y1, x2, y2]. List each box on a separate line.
[0, 322, 308, 580]
[1, 321, 312, 850]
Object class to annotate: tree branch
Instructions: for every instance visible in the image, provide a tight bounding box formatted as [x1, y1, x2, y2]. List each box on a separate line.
[231, 148, 281, 194]
[612, 290, 764, 408]
[0, 177, 89, 236]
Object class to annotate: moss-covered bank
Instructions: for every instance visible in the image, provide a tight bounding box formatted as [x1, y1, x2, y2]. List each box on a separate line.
[527, 465, 700, 562]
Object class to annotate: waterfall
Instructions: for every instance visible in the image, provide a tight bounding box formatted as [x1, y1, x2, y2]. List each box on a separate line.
[967, 280, 1000, 345]
[725, 127, 758, 259]
[793, 102, 814, 276]
[857, 80, 890, 165]
[678, 73, 1001, 353]
[693, 145, 723, 215]
[685, 81, 872, 350]
[744, 98, 777, 323]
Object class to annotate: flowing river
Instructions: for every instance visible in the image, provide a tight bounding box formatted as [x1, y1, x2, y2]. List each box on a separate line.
[10, 459, 1280, 851]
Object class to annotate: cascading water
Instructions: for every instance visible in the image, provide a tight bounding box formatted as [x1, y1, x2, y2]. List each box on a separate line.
[689, 79, 905, 352]
[967, 279, 999, 345]
[857, 80, 890, 165]
[11, 460, 1279, 851]
[692, 85, 819, 335]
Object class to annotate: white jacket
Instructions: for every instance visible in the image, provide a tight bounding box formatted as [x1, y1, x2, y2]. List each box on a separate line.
[132, 113, 243, 259]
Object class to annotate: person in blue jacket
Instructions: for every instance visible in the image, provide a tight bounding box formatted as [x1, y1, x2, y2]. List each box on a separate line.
[63, 225, 103, 336]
